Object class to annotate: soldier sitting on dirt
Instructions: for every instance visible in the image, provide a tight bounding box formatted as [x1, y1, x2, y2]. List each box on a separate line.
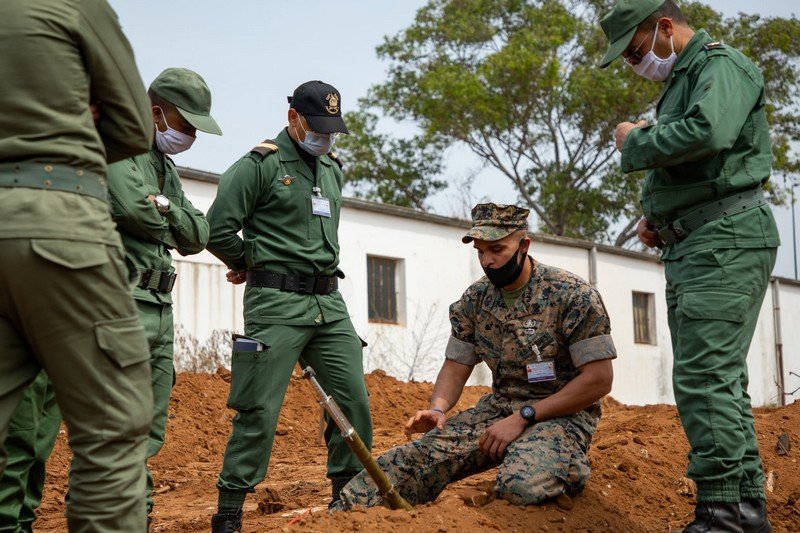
[332, 203, 616, 510]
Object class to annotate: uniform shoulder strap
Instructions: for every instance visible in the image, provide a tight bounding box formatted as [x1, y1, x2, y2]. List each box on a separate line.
[703, 41, 725, 51]
[328, 151, 343, 170]
[249, 139, 279, 160]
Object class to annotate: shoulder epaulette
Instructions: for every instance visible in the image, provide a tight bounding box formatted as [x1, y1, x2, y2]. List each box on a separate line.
[328, 151, 343, 170]
[250, 139, 279, 160]
[703, 41, 725, 51]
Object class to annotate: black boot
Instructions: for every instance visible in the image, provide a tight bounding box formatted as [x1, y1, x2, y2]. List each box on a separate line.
[681, 502, 743, 533]
[329, 476, 352, 508]
[739, 499, 773, 533]
[211, 508, 242, 533]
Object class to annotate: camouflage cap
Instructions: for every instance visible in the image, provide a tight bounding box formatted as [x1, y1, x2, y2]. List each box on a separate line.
[462, 203, 530, 243]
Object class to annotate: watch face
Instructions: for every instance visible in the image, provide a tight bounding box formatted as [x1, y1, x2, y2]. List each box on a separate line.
[521, 406, 535, 420]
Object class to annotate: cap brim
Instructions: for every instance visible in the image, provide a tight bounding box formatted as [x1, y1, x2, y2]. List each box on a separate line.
[599, 26, 637, 68]
[461, 227, 518, 244]
[176, 107, 222, 135]
[304, 114, 349, 134]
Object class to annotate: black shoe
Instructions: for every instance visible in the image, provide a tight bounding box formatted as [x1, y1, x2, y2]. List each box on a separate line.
[329, 476, 352, 508]
[681, 502, 743, 533]
[211, 508, 243, 533]
[739, 499, 773, 533]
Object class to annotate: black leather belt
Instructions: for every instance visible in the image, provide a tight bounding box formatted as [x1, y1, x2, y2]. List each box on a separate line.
[137, 269, 177, 293]
[656, 187, 766, 247]
[246, 270, 338, 295]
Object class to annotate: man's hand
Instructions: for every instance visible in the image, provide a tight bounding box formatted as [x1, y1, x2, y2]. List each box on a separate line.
[637, 217, 661, 248]
[226, 270, 247, 285]
[146, 194, 158, 206]
[404, 409, 446, 438]
[478, 413, 527, 462]
[614, 120, 647, 151]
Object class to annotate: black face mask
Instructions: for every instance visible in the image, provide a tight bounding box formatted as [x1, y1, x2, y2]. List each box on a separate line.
[483, 239, 526, 288]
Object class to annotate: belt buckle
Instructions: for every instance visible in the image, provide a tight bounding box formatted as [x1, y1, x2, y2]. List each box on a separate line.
[138, 270, 153, 288]
[157, 272, 174, 292]
[296, 277, 312, 294]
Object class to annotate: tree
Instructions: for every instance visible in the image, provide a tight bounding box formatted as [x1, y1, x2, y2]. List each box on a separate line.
[364, 0, 800, 246]
[335, 110, 448, 210]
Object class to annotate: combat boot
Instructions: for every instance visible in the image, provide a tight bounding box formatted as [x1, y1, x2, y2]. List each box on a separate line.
[211, 508, 242, 533]
[679, 502, 743, 533]
[739, 499, 773, 533]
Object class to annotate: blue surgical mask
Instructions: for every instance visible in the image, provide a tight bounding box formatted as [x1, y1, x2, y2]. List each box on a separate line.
[294, 119, 336, 156]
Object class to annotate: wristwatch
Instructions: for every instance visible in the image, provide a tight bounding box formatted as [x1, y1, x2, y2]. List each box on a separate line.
[520, 405, 537, 426]
[154, 194, 170, 214]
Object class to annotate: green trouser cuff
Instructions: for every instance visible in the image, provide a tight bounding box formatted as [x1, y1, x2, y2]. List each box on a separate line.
[696, 482, 740, 503]
[740, 485, 765, 501]
[217, 490, 246, 510]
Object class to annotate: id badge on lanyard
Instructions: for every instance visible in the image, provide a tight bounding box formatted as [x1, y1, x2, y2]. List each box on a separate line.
[525, 332, 556, 383]
[311, 186, 331, 217]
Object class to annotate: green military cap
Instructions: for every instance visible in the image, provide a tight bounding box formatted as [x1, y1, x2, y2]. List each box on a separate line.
[149, 67, 222, 135]
[462, 203, 530, 243]
[599, 0, 665, 68]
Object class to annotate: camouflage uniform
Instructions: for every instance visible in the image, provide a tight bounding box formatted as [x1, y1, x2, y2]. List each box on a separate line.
[336, 204, 617, 509]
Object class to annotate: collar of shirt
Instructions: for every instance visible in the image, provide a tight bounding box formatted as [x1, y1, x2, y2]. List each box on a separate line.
[672, 28, 712, 73]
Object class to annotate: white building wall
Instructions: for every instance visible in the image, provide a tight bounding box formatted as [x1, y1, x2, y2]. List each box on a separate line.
[775, 281, 800, 405]
[169, 176, 798, 407]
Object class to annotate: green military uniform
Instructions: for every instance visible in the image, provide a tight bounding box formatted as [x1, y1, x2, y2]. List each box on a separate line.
[106, 67, 220, 514]
[0, 373, 59, 532]
[601, 2, 780, 506]
[207, 82, 372, 515]
[335, 204, 617, 510]
[0, 0, 154, 531]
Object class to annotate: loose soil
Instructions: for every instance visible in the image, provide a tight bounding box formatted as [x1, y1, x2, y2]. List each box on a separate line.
[35, 370, 800, 532]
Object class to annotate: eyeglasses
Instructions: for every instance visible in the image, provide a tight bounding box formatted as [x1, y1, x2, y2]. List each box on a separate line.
[623, 28, 655, 66]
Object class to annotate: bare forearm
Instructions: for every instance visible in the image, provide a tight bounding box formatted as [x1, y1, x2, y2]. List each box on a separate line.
[533, 360, 613, 422]
[429, 359, 473, 412]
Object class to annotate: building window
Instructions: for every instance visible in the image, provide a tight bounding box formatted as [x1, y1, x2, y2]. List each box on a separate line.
[632, 291, 656, 345]
[367, 256, 403, 324]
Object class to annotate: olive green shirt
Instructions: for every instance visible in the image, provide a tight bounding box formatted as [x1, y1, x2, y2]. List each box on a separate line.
[107, 148, 209, 305]
[0, 0, 152, 245]
[207, 128, 348, 326]
[621, 30, 780, 260]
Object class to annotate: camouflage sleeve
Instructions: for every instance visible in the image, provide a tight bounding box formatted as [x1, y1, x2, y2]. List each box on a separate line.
[562, 285, 617, 368]
[444, 291, 479, 366]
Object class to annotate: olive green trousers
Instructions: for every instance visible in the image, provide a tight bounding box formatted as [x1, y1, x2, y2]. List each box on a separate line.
[216, 318, 372, 508]
[665, 247, 776, 503]
[0, 238, 152, 532]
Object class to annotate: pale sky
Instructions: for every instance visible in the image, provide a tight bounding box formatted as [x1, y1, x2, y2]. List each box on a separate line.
[109, 0, 800, 278]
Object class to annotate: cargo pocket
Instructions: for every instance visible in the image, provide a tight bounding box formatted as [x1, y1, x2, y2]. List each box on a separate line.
[31, 239, 109, 270]
[678, 290, 748, 323]
[227, 349, 269, 411]
[95, 316, 151, 368]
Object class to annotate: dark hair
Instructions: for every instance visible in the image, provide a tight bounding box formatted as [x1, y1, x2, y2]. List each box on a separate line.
[640, 0, 687, 29]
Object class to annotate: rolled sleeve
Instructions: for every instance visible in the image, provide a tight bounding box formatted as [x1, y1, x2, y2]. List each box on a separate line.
[444, 335, 479, 366]
[569, 334, 617, 368]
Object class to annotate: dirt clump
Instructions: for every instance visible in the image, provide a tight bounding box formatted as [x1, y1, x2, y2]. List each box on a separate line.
[33, 369, 800, 532]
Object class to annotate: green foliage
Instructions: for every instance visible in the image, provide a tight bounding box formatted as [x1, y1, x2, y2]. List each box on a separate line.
[364, 0, 800, 245]
[335, 110, 447, 210]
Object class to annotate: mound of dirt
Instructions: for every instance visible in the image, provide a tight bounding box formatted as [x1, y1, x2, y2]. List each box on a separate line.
[35, 370, 800, 532]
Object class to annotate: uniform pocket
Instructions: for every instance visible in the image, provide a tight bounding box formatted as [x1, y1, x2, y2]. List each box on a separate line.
[31, 239, 109, 269]
[227, 348, 269, 411]
[95, 316, 151, 368]
[678, 290, 748, 323]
